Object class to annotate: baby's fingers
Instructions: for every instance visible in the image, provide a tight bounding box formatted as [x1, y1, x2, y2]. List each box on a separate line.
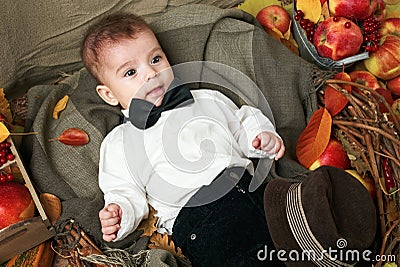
[100, 215, 120, 227]
[103, 232, 117, 242]
[102, 223, 120, 235]
[274, 142, 285, 160]
[99, 209, 115, 220]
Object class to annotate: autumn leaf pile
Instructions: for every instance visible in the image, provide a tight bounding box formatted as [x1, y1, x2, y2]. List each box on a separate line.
[137, 207, 187, 260]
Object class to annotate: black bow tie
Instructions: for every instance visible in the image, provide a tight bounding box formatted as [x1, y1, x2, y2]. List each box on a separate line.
[129, 81, 194, 129]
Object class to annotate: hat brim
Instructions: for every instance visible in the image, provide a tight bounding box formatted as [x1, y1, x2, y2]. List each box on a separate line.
[264, 177, 315, 266]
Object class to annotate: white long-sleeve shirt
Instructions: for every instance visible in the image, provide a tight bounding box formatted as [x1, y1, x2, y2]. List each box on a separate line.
[98, 89, 279, 241]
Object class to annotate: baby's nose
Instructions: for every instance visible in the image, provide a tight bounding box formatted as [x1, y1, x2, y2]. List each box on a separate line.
[145, 67, 157, 81]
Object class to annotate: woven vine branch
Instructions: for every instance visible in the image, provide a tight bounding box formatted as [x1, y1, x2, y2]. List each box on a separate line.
[321, 79, 400, 266]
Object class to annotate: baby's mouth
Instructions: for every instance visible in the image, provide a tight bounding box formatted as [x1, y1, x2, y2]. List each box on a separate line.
[146, 86, 164, 98]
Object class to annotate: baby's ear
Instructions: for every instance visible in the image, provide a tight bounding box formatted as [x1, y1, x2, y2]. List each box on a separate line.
[96, 85, 119, 106]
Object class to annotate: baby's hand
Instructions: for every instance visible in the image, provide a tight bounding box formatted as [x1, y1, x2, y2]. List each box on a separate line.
[99, 203, 122, 242]
[252, 132, 285, 160]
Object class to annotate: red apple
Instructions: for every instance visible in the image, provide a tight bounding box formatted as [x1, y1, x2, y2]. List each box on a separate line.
[309, 138, 351, 170]
[0, 182, 35, 230]
[345, 170, 376, 199]
[364, 34, 400, 80]
[349, 70, 381, 90]
[313, 17, 363, 61]
[387, 75, 400, 95]
[256, 5, 291, 35]
[380, 18, 400, 37]
[329, 0, 378, 21]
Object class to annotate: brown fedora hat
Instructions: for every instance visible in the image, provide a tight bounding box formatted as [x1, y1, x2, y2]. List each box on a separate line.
[264, 166, 377, 266]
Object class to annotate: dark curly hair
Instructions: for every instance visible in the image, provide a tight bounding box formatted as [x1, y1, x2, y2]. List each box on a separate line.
[81, 12, 151, 83]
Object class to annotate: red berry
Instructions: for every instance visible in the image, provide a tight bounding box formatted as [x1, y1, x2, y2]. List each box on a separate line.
[6, 173, 14, 181]
[294, 14, 301, 21]
[5, 142, 11, 148]
[7, 154, 14, 161]
[0, 174, 6, 183]
[300, 19, 308, 27]
[345, 22, 351, 28]
[333, 17, 340, 22]
[296, 10, 304, 17]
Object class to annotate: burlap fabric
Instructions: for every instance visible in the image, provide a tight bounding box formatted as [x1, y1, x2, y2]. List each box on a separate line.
[21, 4, 331, 266]
[1, 0, 242, 99]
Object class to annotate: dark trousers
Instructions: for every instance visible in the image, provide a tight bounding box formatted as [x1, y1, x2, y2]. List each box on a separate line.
[172, 167, 285, 267]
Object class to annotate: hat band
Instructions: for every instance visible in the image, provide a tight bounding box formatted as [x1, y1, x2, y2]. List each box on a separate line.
[286, 183, 353, 267]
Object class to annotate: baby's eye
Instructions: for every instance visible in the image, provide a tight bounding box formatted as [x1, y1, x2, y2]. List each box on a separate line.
[151, 56, 161, 64]
[124, 69, 136, 77]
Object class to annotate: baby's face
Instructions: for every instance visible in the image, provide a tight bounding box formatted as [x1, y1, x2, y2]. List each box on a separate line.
[97, 30, 174, 109]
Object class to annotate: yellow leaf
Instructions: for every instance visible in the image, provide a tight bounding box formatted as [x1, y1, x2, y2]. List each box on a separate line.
[265, 27, 283, 41]
[52, 95, 69, 119]
[0, 122, 10, 143]
[383, 262, 398, 267]
[0, 88, 13, 125]
[149, 232, 184, 258]
[283, 21, 293, 40]
[296, 0, 322, 23]
[137, 206, 158, 237]
[237, 0, 292, 17]
[320, 1, 330, 21]
[386, 2, 400, 18]
[384, 0, 400, 5]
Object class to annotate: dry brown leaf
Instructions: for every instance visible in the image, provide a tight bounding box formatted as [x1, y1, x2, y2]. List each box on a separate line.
[149, 232, 184, 258]
[386, 199, 399, 222]
[137, 206, 158, 237]
[53, 95, 69, 119]
[0, 88, 13, 124]
[296, 0, 322, 23]
[265, 28, 282, 41]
